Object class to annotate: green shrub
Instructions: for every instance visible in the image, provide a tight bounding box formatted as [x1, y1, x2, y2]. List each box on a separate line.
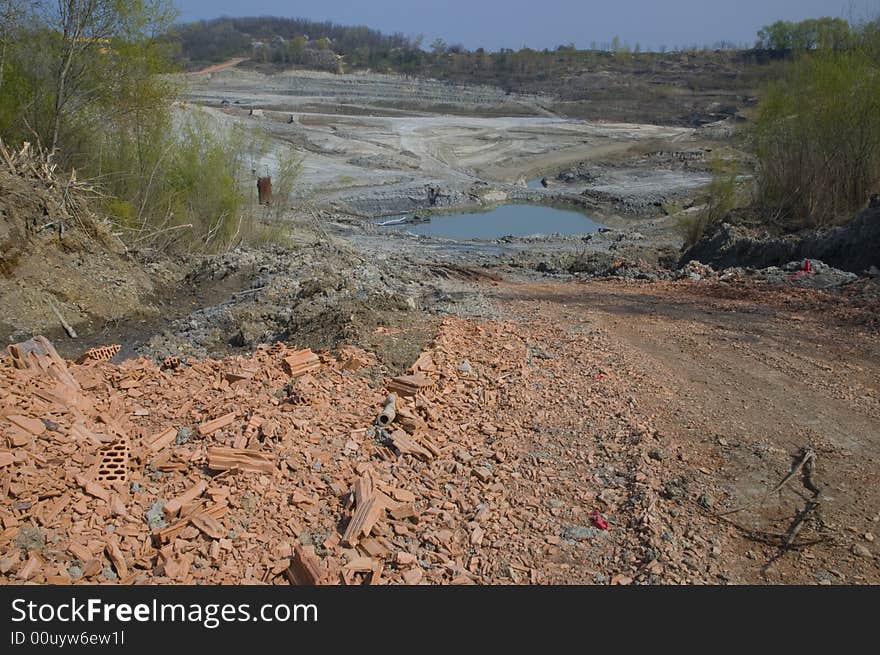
[676, 157, 740, 248]
[0, 3, 301, 255]
[754, 49, 880, 226]
[675, 213, 709, 250]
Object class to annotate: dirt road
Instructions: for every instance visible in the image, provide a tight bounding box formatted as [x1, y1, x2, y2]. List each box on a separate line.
[476, 278, 880, 583]
[191, 57, 248, 75]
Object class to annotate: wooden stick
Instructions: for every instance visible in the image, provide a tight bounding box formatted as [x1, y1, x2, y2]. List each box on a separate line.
[47, 296, 77, 338]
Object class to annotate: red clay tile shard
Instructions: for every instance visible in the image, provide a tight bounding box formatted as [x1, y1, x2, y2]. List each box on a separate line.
[344, 557, 378, 572]
[198, 412, 236, 437]
[283, 349, 321, 378]
[224, 369, 255, 384]
[390, 504, 417, 520]
[190, 512, 225, 539]
[164, 481, 208, 518]
[75, 475, 110, 502]
[18, 554, 42, 581]
[390, 430, 433, 461]
[144, 427, 176, 452]
[387, 488, 415, 503]
[105, 542, 129, 578]
[338, 347, 373, 371]
[67, 542, 92, 562]
[287, 545, 325, 585]
[342, 496, 384, 547]
[358, 538, 388, 558]
[410, 351, 436, 373]
[402, 567, 424, 585]
[5, 414, 45, 435]
[387, 373, 434, 397]
[472, 467, 493, 483]
[207, 447, 274, 474]
[395, 552, 418, 566]
[157, 504, 228, 545]
[7, 429, 30, 448]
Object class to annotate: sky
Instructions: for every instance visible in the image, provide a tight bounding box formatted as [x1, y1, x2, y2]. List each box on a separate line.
[173, 0, 876, 51]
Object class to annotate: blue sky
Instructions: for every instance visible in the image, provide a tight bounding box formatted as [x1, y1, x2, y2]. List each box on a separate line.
[173, 1, 874, 51]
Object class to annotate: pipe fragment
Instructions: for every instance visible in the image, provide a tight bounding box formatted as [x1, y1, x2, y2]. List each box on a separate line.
[377, 394, 397, 427]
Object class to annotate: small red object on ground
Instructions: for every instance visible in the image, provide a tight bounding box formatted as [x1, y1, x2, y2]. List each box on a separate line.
[803, 259, 812, 273]
[590, 510, 609, 530]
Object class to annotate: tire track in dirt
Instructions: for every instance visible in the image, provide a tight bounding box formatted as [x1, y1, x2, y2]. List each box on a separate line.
[486, 278, 880, 583]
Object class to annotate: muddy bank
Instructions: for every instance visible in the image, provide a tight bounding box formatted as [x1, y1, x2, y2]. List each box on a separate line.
[682, 207, 880, 274]
[333, 157, 711, 220]
[130, 231, 499, 374]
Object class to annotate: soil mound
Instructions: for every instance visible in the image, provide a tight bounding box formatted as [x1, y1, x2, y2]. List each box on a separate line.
[681, 206, 880, 274]
[0, 142, 153, 343]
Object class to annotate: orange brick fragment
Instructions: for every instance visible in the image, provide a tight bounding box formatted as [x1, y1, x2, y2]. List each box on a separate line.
[282, 349, 320, 377]
[163, 480, 208, 518]
[144, 427, 176, 452]
[198, 412, 236, 437]
[206, 447, 274, 474]
[75, 475, 110, 502]
[5, 414, 45, 435]
[76, 344, 120, 364]
[286, 545, 326, 585]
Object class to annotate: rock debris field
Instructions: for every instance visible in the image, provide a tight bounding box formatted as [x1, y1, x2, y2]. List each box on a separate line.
[3, 272, 878, 585]
[0, 317, 668, 585]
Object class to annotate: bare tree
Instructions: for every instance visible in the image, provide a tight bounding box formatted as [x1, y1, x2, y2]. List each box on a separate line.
[0, 0, 31, 96]
[46, 1, 118, 151]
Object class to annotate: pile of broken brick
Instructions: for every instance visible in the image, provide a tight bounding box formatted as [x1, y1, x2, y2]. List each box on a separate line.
[0, 322, 523, 585]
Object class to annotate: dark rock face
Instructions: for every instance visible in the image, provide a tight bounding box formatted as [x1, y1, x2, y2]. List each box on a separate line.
[681, 207, 880, 274]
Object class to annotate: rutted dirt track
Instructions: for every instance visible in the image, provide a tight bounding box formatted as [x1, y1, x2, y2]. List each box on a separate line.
[486, 278, 880, 583]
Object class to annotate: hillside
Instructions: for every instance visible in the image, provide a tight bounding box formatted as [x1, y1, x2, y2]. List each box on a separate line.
[172, 16, 785, 125]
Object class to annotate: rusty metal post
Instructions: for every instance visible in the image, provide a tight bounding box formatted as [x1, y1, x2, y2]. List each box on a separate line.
[257, 176, 272, 205]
